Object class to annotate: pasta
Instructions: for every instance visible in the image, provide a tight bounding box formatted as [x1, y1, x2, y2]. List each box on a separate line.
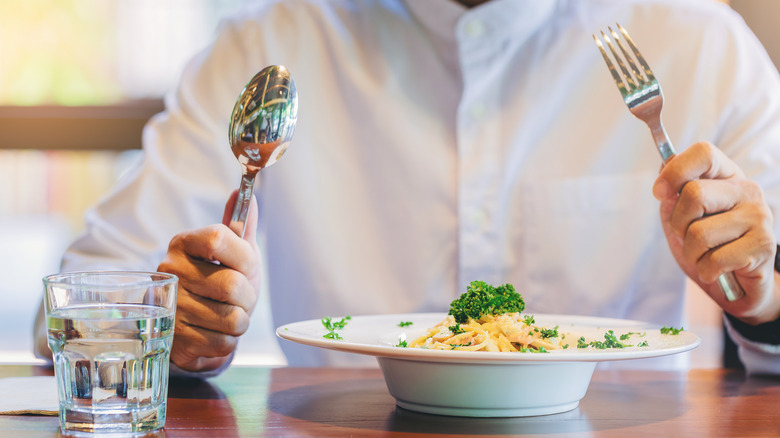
[409, 313, 566, 352]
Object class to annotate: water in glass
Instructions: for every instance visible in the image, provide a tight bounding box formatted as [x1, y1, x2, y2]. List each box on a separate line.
[47, 303, 174, 433]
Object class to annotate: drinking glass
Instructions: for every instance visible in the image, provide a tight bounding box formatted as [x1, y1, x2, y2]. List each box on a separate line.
[43, 271, 178, 434]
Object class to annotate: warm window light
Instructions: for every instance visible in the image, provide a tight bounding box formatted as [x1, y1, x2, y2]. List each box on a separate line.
[0, 0, 246, 106]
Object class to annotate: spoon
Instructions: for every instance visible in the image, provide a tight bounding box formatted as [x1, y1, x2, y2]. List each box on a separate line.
[228, 65, 298, 237]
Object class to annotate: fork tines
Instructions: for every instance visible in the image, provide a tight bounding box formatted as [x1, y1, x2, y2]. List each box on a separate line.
[593, 24, 655, 97]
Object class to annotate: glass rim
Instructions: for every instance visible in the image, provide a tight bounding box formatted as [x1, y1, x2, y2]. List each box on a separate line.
[43, 271, 178, 289]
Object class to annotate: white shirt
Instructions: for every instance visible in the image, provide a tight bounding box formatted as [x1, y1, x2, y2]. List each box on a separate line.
[36, 0, 780, 372]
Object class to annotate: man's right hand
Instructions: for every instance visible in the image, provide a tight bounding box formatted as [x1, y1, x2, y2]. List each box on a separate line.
[157, 190, 262, 372]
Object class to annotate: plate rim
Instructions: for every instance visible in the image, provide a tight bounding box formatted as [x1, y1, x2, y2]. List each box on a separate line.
[276, 312, 701, 364]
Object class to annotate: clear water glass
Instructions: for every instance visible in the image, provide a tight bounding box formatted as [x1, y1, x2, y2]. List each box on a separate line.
[43, 271, 178, 434]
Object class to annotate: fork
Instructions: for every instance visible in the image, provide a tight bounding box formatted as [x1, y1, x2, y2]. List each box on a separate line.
[593, 23, 745, 302]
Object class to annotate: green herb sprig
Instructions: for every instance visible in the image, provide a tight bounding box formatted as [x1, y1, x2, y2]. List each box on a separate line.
[619, 331, 646, 340]
[660, 326, 684, 335]
[448, 324, 465, 335]
[448, 281, 525, 324]
[321, 315, 351, 340]
[577, 330, 631, 349]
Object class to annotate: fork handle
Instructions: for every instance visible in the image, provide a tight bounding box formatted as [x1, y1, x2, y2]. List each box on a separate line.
[648, 119, 676, 162]
[648, 121, 745, 302]
[718, 272, 746, 302]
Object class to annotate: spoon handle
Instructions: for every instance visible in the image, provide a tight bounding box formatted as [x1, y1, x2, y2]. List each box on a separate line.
[229, 173, 256, 238]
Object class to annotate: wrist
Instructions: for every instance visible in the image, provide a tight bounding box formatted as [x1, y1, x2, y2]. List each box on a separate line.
[724, 245, 780, 345]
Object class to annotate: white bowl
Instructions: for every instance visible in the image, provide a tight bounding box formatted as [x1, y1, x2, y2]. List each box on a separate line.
[277, 313, 699, 417]
[378, 357, 596, 417]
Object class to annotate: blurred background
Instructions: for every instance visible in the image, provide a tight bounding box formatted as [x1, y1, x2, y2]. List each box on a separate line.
[0, 0, 250, 363]
[0, 0, 777, 366]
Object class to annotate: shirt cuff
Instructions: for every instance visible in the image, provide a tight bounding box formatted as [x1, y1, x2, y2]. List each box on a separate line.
[724, 314, 780, 375]
[725, 313, 780, 345]
[168, 352, 235, 379]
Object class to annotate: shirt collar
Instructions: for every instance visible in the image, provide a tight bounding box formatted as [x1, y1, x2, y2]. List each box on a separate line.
[403, 0, 559, 42]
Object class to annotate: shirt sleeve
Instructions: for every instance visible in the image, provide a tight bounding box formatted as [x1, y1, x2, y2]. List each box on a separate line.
[725, 315, 780, 375]
[32, 18, 259, 377]
[59, 19, 252, 274]
[708, 13, 780, 375]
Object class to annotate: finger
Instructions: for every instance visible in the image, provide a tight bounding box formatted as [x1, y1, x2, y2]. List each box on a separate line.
[693, 228, 776, 284]
[168, 224, 259, 277]
[653, 142, 743, 200]
[680, 211, 750, 275]
[171, 353, 230, 373]
[176, 288, 251, 336]
[159, 252, 258, 313]
[171, 319, 238, 364]
[243, 194, 259, 243]
[668, 179, 739, 238]
[223, 189, 240, 234]
[659, 196, 685, 256]
[222, 189, 260, 244]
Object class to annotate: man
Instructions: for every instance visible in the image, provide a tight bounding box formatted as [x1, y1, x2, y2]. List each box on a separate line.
[35, 0, 780, 375]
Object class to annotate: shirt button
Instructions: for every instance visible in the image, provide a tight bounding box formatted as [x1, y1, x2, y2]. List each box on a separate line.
[471, 207, 490, 227]
[464, 20, 486, 37]
[470, 103, 486, 120]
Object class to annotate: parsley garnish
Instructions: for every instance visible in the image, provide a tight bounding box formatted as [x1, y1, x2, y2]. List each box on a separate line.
[397, 339, 408, 348]
[518, 345, 549, 353]
[450, 342, 472, 350]
[321, 315, 351, 340]
[449, 324, 465, 335]
[523, 315, 535, 326]
[660, 326, 683, 335]
[578, 330, 631, 349]
[619, 331, 646, 341]
[538, 326, 559, 339]
[323, 331, 342, 340]
[398, 321, 413, 327]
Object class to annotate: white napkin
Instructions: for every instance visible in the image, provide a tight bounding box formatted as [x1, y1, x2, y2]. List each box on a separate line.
[0, 376, 58, 415]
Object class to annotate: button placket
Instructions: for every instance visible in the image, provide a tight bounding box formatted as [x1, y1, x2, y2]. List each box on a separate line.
[455, 15, 503, 289]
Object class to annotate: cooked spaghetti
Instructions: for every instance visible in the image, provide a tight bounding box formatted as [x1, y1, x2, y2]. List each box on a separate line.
[409, 312, 566, 352]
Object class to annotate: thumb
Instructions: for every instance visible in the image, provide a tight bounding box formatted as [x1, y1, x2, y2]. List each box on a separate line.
[222, 189, 260, 243]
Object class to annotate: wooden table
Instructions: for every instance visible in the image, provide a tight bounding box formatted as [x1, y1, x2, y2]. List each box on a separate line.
[1, 365, 779, 437]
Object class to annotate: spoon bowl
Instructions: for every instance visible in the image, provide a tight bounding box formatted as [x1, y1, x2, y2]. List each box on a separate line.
[228, 65, 298, 236]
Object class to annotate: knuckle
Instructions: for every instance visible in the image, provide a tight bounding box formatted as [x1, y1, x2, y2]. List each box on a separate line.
[201, 226, 230, 259]
[211, 334, 238, 357]
[171, 326, 197, 356]
[227, 309, 250, 336]
[167, 233, 185, 251]
[220, 305, 249, 335]
[739, 179, 765, 201]
[686, 220, 709, 244]
[214, 301, 235, 322]
[215, 271, 243, 302]
[698, 265, 718, 283]
[694, 141, 716, 159]
[679, 181, 705, 205]
[752, 233, 777, 262]
[156, 258, 181, 278]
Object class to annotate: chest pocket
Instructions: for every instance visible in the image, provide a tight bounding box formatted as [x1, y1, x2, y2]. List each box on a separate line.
[511, 171, 668, 317]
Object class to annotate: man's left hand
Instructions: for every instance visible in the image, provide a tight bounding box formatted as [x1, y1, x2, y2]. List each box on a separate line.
[652, 141, 780, 325]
